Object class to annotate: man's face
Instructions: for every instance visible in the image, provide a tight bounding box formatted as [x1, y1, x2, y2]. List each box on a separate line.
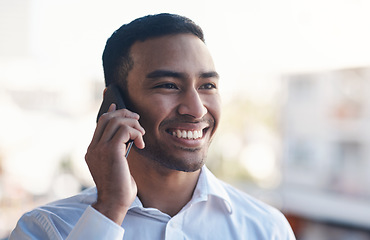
[126, 33, 221, 172]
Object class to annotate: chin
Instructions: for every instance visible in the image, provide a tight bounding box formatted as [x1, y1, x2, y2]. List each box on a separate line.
[138, 149, 206, 172]
[167, 160, 205, 172]
[152, 153, 206, 172]
[136, 145, 206, 172]
[161, 163, 204, 173]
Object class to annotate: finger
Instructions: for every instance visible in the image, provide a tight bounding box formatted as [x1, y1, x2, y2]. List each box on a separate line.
[111, 126, 145, 150]
[91, 108, 142, 146]
[108, 103, 117, 112]
[101, 109, 140, 123]
[100, 117, 144, 143]
[90, 104, 117, 147]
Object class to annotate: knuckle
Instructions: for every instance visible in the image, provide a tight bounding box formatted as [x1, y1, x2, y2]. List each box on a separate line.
[109, 116, 120, 125]
[116, 108, 130, 117]
[98, 112, 111, 122]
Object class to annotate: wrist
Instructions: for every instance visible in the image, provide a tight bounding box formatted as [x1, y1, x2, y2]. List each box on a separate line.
[92, 201, 129, 225]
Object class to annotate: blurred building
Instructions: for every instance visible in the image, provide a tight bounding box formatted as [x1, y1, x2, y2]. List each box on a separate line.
[281, 67, 370, 239]
[2, 0, 370, 239]
[0, 1, 101, 237]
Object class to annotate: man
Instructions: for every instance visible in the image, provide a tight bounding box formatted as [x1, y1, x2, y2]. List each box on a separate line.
[10, 13, 295, 239]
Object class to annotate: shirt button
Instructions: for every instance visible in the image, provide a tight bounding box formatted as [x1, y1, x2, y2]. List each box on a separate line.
[170, 221, 180, 229]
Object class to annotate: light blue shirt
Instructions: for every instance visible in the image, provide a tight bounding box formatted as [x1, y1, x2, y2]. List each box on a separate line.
[10, 166, 295, 239]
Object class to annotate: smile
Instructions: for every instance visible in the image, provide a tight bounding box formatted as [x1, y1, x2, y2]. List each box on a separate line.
[170, 129, 204, 140]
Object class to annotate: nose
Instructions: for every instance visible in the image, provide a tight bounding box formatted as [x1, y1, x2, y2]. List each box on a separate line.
[177, 89, 207, 119]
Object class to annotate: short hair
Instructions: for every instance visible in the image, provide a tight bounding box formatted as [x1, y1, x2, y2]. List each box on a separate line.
[102, 13, 205, 94]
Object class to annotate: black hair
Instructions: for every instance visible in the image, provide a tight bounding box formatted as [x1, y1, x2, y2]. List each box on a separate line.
[102, 13, 205, 95]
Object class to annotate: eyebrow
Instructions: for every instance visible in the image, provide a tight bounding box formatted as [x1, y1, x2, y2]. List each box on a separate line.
[146, 70, 186, 79]
[146, 70, 220, 80]
[200, 71, 220, 79]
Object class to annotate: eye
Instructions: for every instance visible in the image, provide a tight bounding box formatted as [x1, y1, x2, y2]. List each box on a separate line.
[154, 83, 178, 89]
[200, 83, 217, 90]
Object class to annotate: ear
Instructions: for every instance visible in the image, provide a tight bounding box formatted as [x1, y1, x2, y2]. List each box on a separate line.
[103, 87, 108, 96]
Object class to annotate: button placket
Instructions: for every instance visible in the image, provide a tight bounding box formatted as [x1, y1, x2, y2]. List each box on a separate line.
[165, 213, 185, 239]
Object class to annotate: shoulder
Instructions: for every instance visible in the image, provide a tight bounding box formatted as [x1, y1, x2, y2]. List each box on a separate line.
[221, 180, 284, 218]
[46, 186, 97, 208]
[10, 187, 97, 239]
[204, 167, 283, 220]
[202, 166, 295, 238]
[220, 180, 278, 215]
[32, 187, 97, 219]
[217, 179, 294, 237]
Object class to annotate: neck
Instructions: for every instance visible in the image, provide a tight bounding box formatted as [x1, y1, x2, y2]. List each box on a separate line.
[128, 151, 201, 217]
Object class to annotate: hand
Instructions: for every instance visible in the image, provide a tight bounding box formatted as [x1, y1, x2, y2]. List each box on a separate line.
[85, 104, 145, 225]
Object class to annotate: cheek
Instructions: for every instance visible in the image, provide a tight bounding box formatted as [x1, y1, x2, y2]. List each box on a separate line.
[206, 95, 221, 122]
[204, 96, 222, 137]
[136, 98, 175, 131]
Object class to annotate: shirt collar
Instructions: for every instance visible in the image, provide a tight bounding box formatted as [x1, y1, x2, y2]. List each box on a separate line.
[128, 165, 233, 214]
[193, 165, 233, 214]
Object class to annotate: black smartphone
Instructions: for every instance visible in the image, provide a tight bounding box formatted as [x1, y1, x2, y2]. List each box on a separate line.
[97, 84, 127, 122]
[96, 84, 133, 157]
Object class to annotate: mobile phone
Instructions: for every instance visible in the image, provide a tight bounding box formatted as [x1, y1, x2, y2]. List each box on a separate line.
[96, 84, 133, 157]
[97, 84, 127, 122]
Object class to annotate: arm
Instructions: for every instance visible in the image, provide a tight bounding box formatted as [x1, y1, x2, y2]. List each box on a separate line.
[9, 205, 125, 240]
[66, 206, 125, 239]
[9, 104, 144, 239]
[85, 103, 145, 225]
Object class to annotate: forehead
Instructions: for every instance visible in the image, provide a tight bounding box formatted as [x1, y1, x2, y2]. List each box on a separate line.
[129, 33, 215, 74]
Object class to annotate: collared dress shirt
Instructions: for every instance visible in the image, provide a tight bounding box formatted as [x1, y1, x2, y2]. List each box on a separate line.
[10, 166, 295, 239]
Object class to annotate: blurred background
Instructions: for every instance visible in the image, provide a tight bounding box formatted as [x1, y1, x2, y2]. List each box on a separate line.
[1, 0, 370, 239]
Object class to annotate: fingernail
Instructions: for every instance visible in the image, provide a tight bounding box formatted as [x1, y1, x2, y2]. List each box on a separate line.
[108, 103, 117, 112]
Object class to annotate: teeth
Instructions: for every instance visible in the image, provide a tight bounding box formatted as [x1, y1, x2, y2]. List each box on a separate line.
[193, 131, 198, 139]
[172, 130, 203, 140]
[187, 131, 193, 139]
